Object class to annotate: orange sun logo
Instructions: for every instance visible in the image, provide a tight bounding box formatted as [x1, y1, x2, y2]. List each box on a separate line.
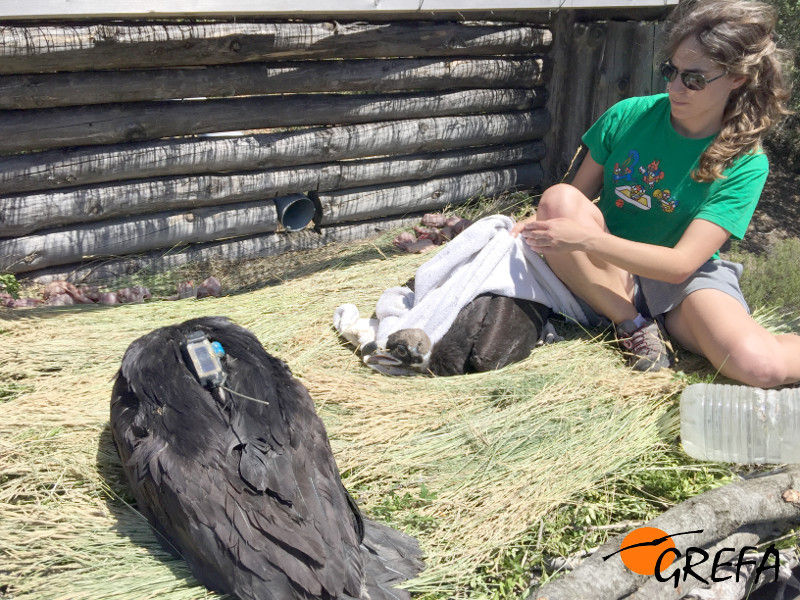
[618, 527, 677, 576]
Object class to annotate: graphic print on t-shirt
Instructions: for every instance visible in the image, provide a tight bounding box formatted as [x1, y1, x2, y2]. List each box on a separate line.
[615, 184, 651, 209]
[640, 158, 665, 187]
[614, 149, 677, 214]
[653, 188, 677, 213]
[612, 150, 639, 184]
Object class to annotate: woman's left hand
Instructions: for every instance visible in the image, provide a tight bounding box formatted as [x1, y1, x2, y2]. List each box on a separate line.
[519, 219, 594, 253]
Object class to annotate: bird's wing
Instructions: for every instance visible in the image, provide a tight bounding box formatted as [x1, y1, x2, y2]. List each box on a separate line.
[467, 296, 550, 372]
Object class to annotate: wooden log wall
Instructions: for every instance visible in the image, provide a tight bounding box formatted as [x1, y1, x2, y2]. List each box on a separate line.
[0, 11, 673, 283]
[0, 19, 553, 281]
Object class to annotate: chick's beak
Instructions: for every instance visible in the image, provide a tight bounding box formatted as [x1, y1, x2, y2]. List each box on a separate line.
[365, 350, 418, 376]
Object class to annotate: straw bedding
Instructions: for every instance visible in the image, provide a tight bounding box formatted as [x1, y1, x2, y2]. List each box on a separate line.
[0, 235, 682, 599]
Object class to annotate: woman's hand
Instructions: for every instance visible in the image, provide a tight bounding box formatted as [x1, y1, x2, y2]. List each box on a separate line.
[518, 218, 595, 253]
[510, 214, 536, 238]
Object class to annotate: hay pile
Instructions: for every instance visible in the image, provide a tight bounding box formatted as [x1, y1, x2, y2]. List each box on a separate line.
[0, 234, 682, 599]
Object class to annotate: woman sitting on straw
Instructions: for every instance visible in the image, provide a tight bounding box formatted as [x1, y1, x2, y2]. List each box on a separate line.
[512, 0, 798, 387]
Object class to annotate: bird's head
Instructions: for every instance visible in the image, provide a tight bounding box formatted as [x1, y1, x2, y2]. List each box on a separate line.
[365, 328, 432, 376]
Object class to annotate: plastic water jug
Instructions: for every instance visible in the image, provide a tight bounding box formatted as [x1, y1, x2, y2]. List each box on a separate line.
[680, 383, 800, 464]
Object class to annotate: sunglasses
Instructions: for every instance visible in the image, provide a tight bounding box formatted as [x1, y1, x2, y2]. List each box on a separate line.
[660, 61, 727, 91]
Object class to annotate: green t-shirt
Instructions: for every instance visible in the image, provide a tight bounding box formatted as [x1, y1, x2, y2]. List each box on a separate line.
[582, 93, 768, 259]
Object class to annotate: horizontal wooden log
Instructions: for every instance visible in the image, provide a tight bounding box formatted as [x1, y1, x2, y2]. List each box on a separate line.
[0, 22, 551, 74]
[0, 110, 549, 194]
[22, 214, 420, 285]
[0, 57, 548, 110]
[4, 164, 540, 274]
[0, 199, 286, 274]
[318, 163, 542, 225]
[0, 88, 545, 153]
[0, 3, 682, 23]
[0, 142, 545, 236]
[0, 2, 676, 23]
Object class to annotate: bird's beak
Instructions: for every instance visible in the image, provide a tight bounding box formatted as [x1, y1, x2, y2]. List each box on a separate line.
[364, 350, 418, 376]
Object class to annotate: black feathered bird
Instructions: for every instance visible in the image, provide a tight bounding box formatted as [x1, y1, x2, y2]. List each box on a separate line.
[110, 316, 423, 600]
[366, 292, 552, 376]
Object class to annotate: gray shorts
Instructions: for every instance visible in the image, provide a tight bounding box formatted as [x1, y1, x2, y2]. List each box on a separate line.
[636, 259, 749, 318]
[574, 259, 749, 326]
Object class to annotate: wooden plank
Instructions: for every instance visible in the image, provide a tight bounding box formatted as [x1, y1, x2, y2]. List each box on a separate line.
[543, 19, 667, 185]
[317, 163, 543, 225]
[0, 88, 546, 153]
[0, 199, 282, 274]
[544, 16, 603, 184]
[0, 110, 550, 194]
[0, 57, 548, 110]
[0, 142, 546, 236]
[0, 22, 551, 74]
[595, 20, 667, 122]
[0, 0, 679, 21]
[21, 214, 420, 285]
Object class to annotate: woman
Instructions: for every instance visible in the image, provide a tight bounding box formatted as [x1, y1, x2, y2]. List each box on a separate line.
[512, 0, 797, 387]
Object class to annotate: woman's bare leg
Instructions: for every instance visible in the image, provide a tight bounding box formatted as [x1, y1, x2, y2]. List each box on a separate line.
[665, 289, 800, 387]
[534, 184, 639, 324]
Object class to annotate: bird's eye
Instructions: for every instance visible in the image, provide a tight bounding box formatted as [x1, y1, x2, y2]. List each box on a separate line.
[394, 345, 408, 357]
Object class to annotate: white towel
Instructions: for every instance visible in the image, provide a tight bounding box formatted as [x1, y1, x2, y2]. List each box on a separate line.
[372, 215, 591, 348]
[333, 215, 592, 354]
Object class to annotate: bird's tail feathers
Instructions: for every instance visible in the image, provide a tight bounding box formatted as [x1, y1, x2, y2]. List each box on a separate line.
[357, 519, 425, 600]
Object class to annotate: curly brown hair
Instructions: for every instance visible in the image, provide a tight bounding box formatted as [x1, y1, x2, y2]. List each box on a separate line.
[666, 0, 793, 182]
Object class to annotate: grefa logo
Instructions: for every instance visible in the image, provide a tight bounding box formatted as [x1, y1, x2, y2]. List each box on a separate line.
[603, 527, 780, 588]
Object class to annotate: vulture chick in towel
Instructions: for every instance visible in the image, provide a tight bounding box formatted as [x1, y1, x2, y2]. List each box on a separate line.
[110, 316, 423, 600]
[367, 291, 552, 376]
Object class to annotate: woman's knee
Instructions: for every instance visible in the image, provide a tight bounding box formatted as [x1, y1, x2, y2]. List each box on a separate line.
[667, 294, 788, 388]
[718, 340, 787, 388]
[537, 184, 602, 226]
[537, 184, 582, 217]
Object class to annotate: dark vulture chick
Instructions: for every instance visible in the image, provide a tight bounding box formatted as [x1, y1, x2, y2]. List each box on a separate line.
[367, 293, 552, 376]
[110, 316, 423, 600]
